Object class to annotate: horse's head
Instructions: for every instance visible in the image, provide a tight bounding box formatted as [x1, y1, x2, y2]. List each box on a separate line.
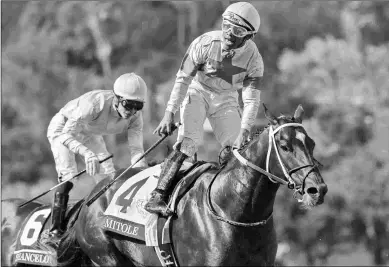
[262, 104, 328, 208]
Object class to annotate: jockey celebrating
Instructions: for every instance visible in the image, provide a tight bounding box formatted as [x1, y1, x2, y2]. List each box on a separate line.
[145, 2, 264, 216]
[47, 73, 148, 238]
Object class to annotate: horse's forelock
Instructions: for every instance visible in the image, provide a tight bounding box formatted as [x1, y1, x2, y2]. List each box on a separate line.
[277, 115, 295, 124]
[249, 113, 298, 146]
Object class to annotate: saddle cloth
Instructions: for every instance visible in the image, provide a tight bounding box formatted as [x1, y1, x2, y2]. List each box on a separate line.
[13, 205, 57, 266]
[13, 199, 84, 266]
[102, 160, 217, 266]
[102, 161, 195, 243]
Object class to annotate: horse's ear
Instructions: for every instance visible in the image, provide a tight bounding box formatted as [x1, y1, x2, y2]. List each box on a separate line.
[294, 105, 304, 123]
[263, 104, 277, 125]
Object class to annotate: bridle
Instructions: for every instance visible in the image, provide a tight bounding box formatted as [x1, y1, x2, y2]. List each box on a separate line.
[232, 122, 318, 200]
[207, 122, 319, 227]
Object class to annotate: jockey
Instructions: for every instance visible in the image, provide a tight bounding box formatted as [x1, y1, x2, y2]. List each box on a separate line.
[47, 72, 148, 238]
[145, 2, 264, 216]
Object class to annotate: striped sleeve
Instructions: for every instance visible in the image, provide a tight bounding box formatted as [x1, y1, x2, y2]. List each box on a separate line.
[241, 48, 264, 130]
[166, 34, 212, 114]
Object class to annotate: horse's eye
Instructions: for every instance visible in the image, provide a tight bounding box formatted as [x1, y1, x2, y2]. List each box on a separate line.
[279, 141, 289, 152]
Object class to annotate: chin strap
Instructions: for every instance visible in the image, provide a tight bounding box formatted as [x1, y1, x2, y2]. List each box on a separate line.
[113, 98, 123, 118]
[112, 91, 123, 118]
[115, 105, 122, 118]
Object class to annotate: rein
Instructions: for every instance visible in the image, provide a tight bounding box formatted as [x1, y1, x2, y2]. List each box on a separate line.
[234, 123, 316, 196]
[206, 122, 318, 227]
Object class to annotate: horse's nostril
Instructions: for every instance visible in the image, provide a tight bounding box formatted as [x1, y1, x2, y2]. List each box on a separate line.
[307, 187, 318, 195]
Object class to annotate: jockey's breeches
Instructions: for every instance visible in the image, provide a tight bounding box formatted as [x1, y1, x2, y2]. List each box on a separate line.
[47, 114, 115, 183]
[174, 87, 241, 157]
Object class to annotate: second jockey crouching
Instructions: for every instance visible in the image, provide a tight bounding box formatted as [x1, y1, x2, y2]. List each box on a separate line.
[46, 73, 149, 239]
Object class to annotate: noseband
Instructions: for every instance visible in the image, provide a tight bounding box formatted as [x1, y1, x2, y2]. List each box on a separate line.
[233, 123, 317, 198]
[207, 123, 318, 227]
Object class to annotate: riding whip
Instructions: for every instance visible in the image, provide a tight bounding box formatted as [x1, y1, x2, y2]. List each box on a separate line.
[86, 122, 181, 207]
[18, 154, 114, 208]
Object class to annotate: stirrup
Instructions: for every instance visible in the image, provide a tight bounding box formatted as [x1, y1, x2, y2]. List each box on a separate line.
[44, 232, 62, 248]
[146, 205, 174, 217]
[162, 206, 174, 217]
[144, 195, 174, 217]
[48, 229, 63, 238]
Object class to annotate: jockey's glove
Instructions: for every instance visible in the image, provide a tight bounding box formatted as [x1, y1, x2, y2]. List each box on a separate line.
[84, 151, 100, 176]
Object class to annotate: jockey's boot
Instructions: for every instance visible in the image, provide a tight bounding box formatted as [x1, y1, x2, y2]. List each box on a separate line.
[219, 146, 232, 166]
[144, 150, 188, 217]
[49, 181, 73, 240]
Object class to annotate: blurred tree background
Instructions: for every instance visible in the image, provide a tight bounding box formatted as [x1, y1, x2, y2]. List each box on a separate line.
[1, 1, 389, 265]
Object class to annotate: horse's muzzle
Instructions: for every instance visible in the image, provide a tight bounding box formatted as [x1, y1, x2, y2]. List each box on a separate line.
[306, 184, 328, 205]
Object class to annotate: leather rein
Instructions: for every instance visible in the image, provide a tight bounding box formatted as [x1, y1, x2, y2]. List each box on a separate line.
[206, 123, 317, 227]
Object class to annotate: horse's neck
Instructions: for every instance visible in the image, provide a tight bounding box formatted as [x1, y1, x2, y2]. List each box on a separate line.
[211, 128, 279, 223]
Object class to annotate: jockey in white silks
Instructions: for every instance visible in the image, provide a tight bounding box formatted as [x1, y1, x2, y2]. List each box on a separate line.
[145, 2, 264, 216]
[47, 73, 148, 239]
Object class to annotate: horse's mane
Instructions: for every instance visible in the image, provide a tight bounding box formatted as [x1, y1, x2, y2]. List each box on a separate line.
[241, 114, 298, 152]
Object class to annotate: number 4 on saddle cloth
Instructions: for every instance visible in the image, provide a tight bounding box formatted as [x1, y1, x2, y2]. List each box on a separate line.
[102, 160, 215, 245]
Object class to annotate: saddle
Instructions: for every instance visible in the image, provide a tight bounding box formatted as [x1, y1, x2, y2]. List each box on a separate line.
[167, 160, 218, 211]
[102, 160, 219, 266]
[13, 199, 84, 266]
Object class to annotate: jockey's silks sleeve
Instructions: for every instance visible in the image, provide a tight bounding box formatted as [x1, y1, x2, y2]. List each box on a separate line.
[166, 35, 212, 114]
[165, 74, 193, 114]
[127, 113, 147, 167]
[54, 90, 146, 160]
[56, 95, 100, 156]
[166, 31, 264, 126]
[241, 87, 261, 131]
[241, 50, 264, 130]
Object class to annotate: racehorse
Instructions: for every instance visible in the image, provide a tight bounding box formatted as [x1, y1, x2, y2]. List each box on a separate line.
[1, 198, 91, 266]
[55, 105, 328, 266]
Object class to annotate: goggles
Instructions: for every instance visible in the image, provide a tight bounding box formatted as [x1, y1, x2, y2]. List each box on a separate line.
[222, 19, 256, 38]
[116, 95, 144, 111]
